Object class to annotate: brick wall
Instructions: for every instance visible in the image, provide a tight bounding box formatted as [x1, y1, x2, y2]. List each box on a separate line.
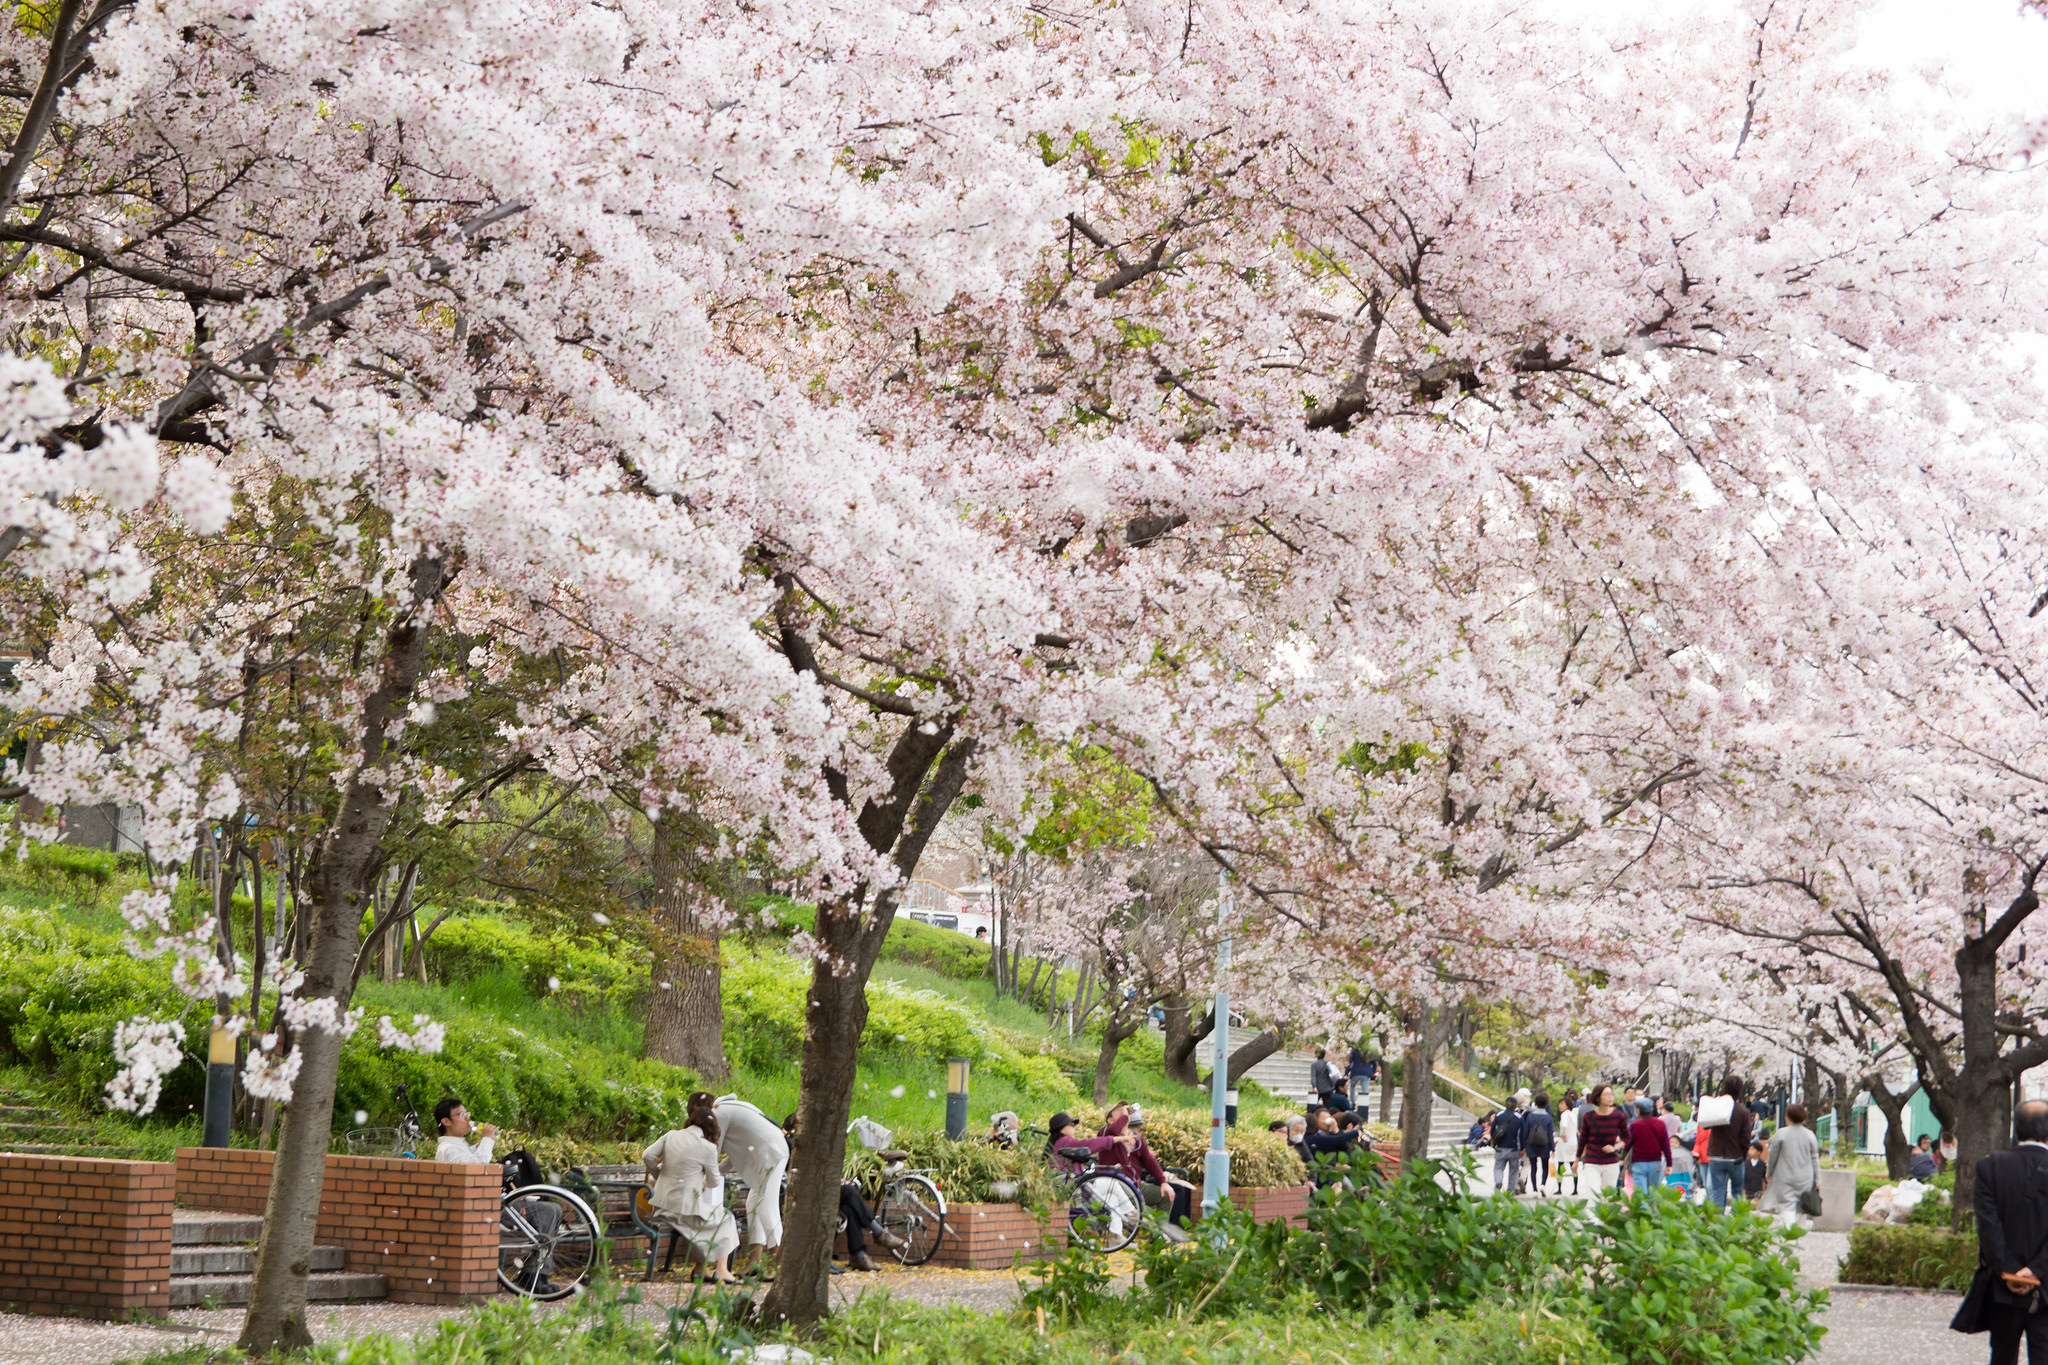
[177, 1148, 500, 1304]
[1186, 1182, 1313, 1227]
[930, 1201, 1066, 1269]
[0, 1154, 173, 1320]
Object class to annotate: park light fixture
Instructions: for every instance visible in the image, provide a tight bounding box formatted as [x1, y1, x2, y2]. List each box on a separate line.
[945, 1057, 971, 1139]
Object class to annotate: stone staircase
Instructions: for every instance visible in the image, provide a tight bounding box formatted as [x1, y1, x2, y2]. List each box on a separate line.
[1227, 1027, 1480, 1160]
[170, 1209, 387, 1307]
[0, 1091, 126, 1158]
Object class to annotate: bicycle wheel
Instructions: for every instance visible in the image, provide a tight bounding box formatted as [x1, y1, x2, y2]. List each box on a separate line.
[875, 1173, 946, 1267]
[498, 1185, 601, 1301]
[1067, 1172, 1140, 1254]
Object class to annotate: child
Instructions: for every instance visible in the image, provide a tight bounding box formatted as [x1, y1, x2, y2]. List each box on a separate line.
[1742, 1139, 1768, 1202]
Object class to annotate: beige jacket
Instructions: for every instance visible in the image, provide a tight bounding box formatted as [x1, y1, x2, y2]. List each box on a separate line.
[644, 1127, 724, 1224]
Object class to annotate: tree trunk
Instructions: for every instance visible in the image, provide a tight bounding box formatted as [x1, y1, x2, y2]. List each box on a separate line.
[1160, 997, 1211, 1087]
[1204, 1026, 1282, 1088]
[1823, 1064, 1854, 1159]
[1399, 1030, 1435, 1165]
[642, 811, 726, 1081]
[1866, 1075, 1919, 1180]
[1379, 1035, 1396, 1120]
[752, 690, 977, 1331]
[239, 554, 445, 1356]
[1095, 1014, 1140, 1107]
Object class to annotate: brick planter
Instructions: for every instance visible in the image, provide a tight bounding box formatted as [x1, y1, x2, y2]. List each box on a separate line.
[1186, 1182, 1313, 1227]
[0, 1154, 174, 1320]
[930, 1201, 1066, 1269]
[1370, 1141, 1403, 1179]
[176, 1147, 500, 1304]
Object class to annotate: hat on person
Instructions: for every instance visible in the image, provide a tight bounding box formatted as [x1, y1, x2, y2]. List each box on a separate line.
[1127, 1105, 1146, 1126]
[1515, 1088, 1532, 1103]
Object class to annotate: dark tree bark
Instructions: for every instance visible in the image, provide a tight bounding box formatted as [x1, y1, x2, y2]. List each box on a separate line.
[1094, 1013, 1142, 1107]
[239, 554, 447, 1356]
[642, 810, 727, 1081]
[1398, 1032, 1436, 1165]
[752, 610, 979, 1331]
[1161, 997, 1212, 1087]
[1203, 1026, 1283, 1088]
[1865, 1074, 1921, 1180]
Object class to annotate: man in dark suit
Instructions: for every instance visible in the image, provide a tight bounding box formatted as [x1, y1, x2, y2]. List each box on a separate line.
[1975, 1099, 2048, 1364]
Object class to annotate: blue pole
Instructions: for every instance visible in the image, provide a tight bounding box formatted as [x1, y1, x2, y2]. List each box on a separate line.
[1202, 872, 1232, 1215]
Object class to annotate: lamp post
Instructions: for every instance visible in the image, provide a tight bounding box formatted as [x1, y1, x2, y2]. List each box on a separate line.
[1203, 871, 1232, 1215]
[201, 1023, 235, 1148]
[945, 1057, 971, 1140]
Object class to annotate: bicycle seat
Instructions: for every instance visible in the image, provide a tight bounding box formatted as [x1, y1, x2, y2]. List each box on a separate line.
[1057, 1147, 1099, 1164]
[877, 1149, 910, 1163]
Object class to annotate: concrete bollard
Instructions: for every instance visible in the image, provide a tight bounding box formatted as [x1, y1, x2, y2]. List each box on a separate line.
[1813, 1168, 1859, 1232]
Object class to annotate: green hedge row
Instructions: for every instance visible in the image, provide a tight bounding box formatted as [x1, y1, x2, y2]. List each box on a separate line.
[751, 896, 992, 982]
[1838, 1223, 1976, 1291]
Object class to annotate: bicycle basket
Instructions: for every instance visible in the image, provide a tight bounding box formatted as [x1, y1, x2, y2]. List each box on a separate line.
[345, 1127, 400, 1156]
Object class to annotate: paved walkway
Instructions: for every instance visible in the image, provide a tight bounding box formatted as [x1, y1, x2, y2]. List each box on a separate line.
[0, 1228, 1979, 1365]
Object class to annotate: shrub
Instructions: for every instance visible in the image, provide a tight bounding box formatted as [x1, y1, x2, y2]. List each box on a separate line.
[1584, 1188, 1825, 1365]
[1117, 1151, 1825, 1365]
[0, 908, 205, 1113]
[841, 1129, 1062, 1206]
[720, 943, 1075, 1101]
[1838, 1223, 1977, 1291]
[748, 896, 993, 982]
[421, 913, 648, 1011]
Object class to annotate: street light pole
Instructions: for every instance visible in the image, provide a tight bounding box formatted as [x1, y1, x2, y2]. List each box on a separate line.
[1202, 871, 1232, 1216]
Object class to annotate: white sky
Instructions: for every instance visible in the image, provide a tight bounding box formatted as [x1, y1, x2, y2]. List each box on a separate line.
[1857, 0, 2048, 124]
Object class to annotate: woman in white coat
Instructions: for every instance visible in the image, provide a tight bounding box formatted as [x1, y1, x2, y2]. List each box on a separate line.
[644, 1111, 740, 1281]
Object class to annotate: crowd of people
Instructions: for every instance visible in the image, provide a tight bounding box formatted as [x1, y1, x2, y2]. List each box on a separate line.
[1456, 1076, 1855, 1223]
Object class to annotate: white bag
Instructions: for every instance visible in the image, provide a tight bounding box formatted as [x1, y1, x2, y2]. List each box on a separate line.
[1696, 1095, 1736, 1128]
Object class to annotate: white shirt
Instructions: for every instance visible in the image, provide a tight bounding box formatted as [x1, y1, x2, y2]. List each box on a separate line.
[435, 1133, 495, 1164]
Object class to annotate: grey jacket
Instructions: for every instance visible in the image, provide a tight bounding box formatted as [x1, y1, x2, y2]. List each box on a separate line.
[1761, 1123, 1819, 1213]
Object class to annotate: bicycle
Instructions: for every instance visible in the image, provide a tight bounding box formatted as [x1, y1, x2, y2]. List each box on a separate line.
[497, 1179, 603, 1300]
[864, 1148, 946, 1266]
[344, 1083, 428, 1157]
[1053, 1145, 1150, 1254]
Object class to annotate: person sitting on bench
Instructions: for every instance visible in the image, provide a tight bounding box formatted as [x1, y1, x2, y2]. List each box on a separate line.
[644, 1111, 740, 1282]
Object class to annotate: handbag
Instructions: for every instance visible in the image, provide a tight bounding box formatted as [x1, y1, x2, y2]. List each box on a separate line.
[1696, 1095, 1735, 1128]
[1952, 1266, 1996, 1335]
[1797, 1184, 1824, 1217]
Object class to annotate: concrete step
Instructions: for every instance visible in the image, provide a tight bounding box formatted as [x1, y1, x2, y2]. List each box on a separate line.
[173, 1211, 264, 1245]
[172, 1244, 344, 1276]
[168, 1271, 386, 1308]
[0, 1142, 130, 1158]
[0, 1122, 92, 1141]
[0, 1105, 61, 1122]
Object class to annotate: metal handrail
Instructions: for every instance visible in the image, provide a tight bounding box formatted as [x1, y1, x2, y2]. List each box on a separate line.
[1432, 1068, 1505, 1112]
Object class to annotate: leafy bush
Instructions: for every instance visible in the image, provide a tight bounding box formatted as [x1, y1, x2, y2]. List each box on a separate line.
[1838, 1223, 1976, 1290]
[749, 896, 992, 982]
[1111, 1151, 1824, 1365]
[721, 943, 1075, 1101]
[841, 1129, 1063, 1207]
[422, 914, 647, 1011]
[1584, 1186, 1825, 1365]
[335, 981, 698, 1142]
[0, 908, 206, 1113]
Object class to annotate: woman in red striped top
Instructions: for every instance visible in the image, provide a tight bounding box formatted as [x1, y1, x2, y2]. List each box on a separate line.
[1577, 1084, 1631, 1198]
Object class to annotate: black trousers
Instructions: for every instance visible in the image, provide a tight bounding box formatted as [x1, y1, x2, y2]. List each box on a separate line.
[1992, 1299, 2048, 1365]
[1527, 1150, 1552, 1190]
[1142, 1179, 1194, 1226]
[841, 1183, 877, 1256]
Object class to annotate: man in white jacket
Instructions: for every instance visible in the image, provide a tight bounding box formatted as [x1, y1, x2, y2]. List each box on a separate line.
[433, 1098, 560, 1292]
[713, 1094, 789, 1273]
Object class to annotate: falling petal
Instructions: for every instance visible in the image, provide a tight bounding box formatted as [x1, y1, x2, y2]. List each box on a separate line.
[889, 1085, 906, 1098]
[547, 977, 561, 992]
[660, 982, 672, 990]
[927, 1090, 937, 1099]
[354, 1110, 369, 1126]
[591, 912, 611, 927]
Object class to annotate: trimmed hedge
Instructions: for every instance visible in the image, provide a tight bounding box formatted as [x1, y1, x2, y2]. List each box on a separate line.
[1838, 1223, 1976, 1290]
[753, 896, 992, 982]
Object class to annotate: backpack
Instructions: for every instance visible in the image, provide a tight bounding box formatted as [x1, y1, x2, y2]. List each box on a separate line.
[1523, 1110, 1554, 1150]
[501, 1148, 546, 1192]
[1491, 1109, 1522, 1148]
